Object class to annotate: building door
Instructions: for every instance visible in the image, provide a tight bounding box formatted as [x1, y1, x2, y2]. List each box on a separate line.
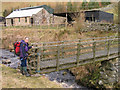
[31, 18, 33, 25]
[11, 19, 13, 26]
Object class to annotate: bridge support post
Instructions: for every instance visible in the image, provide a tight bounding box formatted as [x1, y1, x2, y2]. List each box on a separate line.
[107, 37, 110, 60]
[92, 39, 96, 63]
[76, 39, 81, 67]
[98, 58, 118, 88]
[37, 49, 41, 73]
[56, 46, 60, 71]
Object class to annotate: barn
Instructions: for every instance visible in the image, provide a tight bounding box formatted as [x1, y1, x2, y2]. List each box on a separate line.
[84, 10, 114, 23]
[6, 5, 66, 26]
[0, 16, 5, 26]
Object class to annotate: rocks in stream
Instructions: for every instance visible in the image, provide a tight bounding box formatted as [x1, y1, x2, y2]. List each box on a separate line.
[2, 59, 11, 64]
[99, 58, 118, 88]
[0, 49, 20, 68]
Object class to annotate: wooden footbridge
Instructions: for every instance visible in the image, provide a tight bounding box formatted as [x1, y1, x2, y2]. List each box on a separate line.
[28, 36, 119, 74]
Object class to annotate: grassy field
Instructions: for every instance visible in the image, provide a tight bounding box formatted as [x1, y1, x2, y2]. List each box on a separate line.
[1, 64, 61, 88]
[1, 26, 117, 50]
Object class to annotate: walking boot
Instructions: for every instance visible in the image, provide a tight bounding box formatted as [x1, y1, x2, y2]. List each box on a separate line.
[23, 67, 31, 77]
[20, 66, 24, 75]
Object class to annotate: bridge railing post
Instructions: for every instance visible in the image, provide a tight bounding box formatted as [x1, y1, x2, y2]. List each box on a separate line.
[62, 41, 65, 59]
[56, 45, 60, 71]
[43, 43, 46, 59]
[37, 48, 41, 73]
[76, 39, 81, 67]
[107, 37, 110, 60]
[92, 39, 96, 62]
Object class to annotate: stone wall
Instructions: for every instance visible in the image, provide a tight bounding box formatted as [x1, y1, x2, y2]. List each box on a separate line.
[6, 17, 31, 26]
[6, 19, 12, 26]
[32, 8, 52, 25]
[52, 15, 66, 25]
[32, 8, 66, 25]
[98, 58, 118, 88]
[81, 22, 119, 32]
[13, 17, 30, 26]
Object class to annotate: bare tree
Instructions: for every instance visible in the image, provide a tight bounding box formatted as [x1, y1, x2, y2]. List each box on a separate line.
[113, 3, 119, 24]
[54, 3, 65, 13]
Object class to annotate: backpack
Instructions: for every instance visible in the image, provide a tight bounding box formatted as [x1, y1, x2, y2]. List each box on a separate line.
[13, 41, 21, 56]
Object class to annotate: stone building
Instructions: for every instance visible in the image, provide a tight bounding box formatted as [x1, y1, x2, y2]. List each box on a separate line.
[5, 5, 66, 26]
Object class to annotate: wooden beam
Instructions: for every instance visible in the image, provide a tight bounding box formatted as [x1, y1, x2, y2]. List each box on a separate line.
[76, 39, 81, 67]
[56, 46, 60, 71]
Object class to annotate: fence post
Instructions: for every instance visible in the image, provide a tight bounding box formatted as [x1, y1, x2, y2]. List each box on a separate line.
[37, 48, 41, 73]
[56, 45, 60, 71]
[76, 39, 81, 67]
[92, 39, 96, 62]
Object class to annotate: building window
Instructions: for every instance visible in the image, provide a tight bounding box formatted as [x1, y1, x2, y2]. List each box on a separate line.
[25, 17, 27, 22]
[19, 18, 20, 22]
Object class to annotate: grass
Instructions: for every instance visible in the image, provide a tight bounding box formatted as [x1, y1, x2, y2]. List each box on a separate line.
[2, 25, 66, 30]
[1, 64, 62, 88]
[1, 26, 117, 50]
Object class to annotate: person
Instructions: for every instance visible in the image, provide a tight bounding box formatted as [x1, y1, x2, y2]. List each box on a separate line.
[20, 37, 33, 76]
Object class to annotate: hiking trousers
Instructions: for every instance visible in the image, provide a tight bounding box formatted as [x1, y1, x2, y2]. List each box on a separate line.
[20, 57, 27, 67]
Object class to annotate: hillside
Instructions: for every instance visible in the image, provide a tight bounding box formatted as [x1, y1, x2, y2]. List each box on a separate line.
[1, 1, 114, 16]
[1, 2, 81, 15]
[1, 64, 62, 88]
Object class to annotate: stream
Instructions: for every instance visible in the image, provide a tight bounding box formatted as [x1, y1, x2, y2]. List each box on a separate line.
[0, 49, 90, 89]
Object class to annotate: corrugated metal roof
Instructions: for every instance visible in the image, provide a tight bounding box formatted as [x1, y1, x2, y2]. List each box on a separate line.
[6, 8, 43, 18]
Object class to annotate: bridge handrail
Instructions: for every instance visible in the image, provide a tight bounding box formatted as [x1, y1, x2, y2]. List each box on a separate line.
[28, 37, 119, 74]
[31, 36, 118, 45]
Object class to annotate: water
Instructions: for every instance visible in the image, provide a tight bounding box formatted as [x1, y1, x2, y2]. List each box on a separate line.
[0, 49, 20, 68]
[44, 70, 89, 88]
[0, 49, 90, 89]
